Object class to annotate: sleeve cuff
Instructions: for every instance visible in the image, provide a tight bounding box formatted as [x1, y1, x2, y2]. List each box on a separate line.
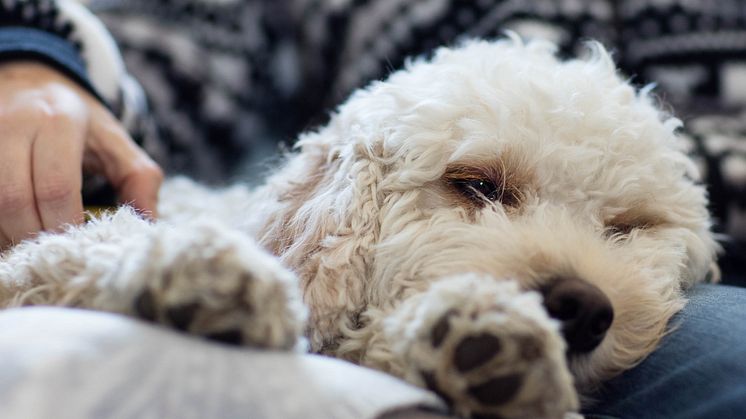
[0, 26, 107, 107]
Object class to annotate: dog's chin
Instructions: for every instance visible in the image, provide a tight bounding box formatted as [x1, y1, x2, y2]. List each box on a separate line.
[566, 336, 622, 395]
[567, 347, 595, 363]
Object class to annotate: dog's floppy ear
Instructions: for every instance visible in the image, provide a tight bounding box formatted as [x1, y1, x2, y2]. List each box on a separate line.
[258, 134, 342, 260]
[257, 125, 386, 351]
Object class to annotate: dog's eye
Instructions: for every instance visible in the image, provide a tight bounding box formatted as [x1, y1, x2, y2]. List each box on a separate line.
[444, 165, 523, 208]
[606, 223, 635, 237]
[605, 220, 654, 238]
[454, 179, 499, 201]
[605, 211, 662, 238]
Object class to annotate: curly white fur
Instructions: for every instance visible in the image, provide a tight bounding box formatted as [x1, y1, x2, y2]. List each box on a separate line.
[0, 38, 718, 419]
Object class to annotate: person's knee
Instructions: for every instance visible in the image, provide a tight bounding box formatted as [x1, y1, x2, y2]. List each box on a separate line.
[584, 283, 746, 419]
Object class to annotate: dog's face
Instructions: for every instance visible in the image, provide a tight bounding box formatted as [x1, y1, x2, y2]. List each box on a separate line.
[285, 39, 717, 392]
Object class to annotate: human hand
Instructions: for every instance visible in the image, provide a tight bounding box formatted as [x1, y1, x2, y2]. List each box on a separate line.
[0, 61, 163, 249]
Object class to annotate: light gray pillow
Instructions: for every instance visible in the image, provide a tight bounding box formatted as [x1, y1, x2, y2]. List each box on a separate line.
[0, 307, 445, 419]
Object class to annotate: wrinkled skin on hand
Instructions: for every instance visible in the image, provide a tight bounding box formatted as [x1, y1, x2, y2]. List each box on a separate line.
[0, 61, 163, 249]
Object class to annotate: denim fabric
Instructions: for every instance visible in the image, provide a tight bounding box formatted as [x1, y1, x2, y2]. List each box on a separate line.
[584, 284, 746, 419]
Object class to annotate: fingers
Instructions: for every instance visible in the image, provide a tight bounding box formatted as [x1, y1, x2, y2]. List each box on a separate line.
[115, 160, 163, 219]
[0, 62, 156, 251]
[89, 110, 163, 218]
[0, 134, 42, 247]
[31, 111, 85, 231]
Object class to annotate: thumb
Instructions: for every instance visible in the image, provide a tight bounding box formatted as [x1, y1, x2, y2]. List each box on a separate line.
[87, 112, 163, 218]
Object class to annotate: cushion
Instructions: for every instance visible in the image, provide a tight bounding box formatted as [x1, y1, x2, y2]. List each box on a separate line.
[0, 307, 445, 419]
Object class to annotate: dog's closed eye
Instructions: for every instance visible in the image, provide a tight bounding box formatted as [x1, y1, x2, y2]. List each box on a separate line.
[605, 223, 639, 237]
[604, 212, 663, 238]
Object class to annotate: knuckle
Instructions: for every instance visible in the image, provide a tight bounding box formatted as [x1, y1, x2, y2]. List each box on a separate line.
[36, 103, 68, 125]
[136, 161, 165, 183]
[0, 184, 34, 214]
[151, 165, 165, 183]
[0, 90, 74, 127]
[27, 99, 55, 118]
[28, 98, 77, 125]
[11, 101, 59, 127]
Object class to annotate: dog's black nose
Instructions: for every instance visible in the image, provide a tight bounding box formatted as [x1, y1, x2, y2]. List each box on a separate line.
[541, 277, 614, 354]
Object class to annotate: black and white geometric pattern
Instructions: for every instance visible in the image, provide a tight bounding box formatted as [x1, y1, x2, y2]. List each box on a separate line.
[0, 0, 83, 50]
[12, 0, 744, 277]
[86, 0, 620, 183]
[614, 0, 746, 277]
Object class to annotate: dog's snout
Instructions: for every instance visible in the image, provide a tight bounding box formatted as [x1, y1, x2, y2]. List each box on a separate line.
[541, 277, 614, 354]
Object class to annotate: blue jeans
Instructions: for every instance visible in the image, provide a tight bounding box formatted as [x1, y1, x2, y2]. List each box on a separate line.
[584, 284, 746, 419]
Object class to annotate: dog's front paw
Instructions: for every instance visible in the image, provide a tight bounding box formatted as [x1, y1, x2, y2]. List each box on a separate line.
[117, 220, 306, 349]
[391, 276, 578, 419]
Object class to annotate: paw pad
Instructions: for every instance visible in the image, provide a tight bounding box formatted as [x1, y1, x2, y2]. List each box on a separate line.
[472, 414, 506, 419]
[134, 289, 157, 321]
[454, 334, 502, 372]
[431, 309, 456, 347]
[166, 301, 200, 331]
[467, 373, 523, 406]
[206, 329, 244, 345]
[517, 336, 543, 361]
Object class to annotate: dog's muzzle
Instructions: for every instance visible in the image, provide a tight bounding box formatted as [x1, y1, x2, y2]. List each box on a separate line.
[541, 277, 614, 354]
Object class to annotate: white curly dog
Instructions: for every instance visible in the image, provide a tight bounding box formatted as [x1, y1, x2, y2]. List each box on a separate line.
[0, 38, 718, 419]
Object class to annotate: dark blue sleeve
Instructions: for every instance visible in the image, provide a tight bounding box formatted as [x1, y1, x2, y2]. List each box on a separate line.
[0, 26, 104, 105]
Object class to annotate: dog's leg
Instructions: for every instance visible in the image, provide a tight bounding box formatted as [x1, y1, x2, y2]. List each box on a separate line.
[0, 208, 306, 349]
[364, 274, 578, 419]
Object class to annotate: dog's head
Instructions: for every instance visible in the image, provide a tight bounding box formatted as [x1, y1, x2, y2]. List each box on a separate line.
[263, 38, 718, 392]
